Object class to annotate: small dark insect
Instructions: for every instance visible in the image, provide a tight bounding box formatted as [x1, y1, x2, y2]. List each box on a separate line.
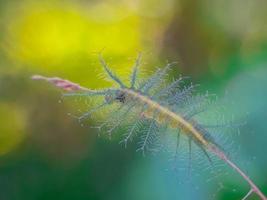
[115, 91, 127, 103]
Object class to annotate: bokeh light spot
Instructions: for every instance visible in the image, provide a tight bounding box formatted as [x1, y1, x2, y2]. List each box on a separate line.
[4, 2, 141, 88]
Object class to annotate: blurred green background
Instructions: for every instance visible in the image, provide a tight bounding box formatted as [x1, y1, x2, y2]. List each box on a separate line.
[0, 0, 267, 199]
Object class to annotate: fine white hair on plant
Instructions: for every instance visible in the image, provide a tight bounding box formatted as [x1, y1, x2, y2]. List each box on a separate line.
[32, 54, 267, 200]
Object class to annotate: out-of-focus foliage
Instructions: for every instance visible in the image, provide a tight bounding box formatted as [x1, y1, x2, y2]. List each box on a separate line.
[0, 0, 267, 200]
[0, 103, 26, 155]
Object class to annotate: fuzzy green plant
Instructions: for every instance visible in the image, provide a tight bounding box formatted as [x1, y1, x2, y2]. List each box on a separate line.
[32, 55, 266, 200]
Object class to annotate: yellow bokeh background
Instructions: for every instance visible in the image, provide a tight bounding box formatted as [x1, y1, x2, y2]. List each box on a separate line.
[5, 2, 143, 88]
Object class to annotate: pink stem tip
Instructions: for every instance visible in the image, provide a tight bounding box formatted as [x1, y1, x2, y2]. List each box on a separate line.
[32, 75, 84, 91]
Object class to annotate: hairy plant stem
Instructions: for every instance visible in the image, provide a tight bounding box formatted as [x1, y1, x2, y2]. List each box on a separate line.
[32, 75, 267, 200]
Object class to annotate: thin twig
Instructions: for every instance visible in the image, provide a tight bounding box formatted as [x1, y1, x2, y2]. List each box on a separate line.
[241, 189, 253, 200]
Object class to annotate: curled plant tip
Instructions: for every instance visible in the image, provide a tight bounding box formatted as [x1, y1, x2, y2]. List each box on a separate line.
[32, 56, 267, 200]
[31, 75, 87, 91]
